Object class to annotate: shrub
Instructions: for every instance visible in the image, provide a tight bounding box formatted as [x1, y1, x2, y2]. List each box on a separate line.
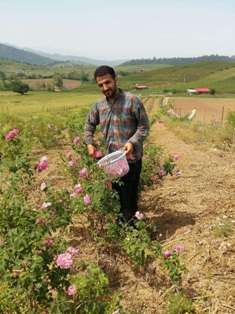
[10, 79, 29, 95]
[167, 292, 195, 314]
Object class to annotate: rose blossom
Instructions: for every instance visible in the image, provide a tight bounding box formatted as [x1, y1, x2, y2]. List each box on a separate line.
[65, 150, 73, 160]
[163, 250, 172, 258]
[68, 160, 77, 168]
[56, 252, 73, 269]
[36, 156, 48, 172]
[5, 128, 20, 141]
[174, 244, 184, 253]
[79, 167, 88, 177]
[173, 154, 180, 161]
[94, 150, 103, 159]
[83, 194, 91, 206]
[73, 136, 80, 146]
[74, 183, 83, 194]
[151, 175, 158, 184]
[67, 284, 76, 297]
[158, 169, 166, 177]
[135, 211, 145, 220]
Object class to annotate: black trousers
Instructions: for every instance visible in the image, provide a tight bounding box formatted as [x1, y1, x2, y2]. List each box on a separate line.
[112, 159, 142, 221]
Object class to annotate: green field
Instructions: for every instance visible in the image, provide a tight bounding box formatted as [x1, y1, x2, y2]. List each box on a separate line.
[1, 59, 235, 96]
[118, 61, 235, 94]
[0, 90, 99, 116]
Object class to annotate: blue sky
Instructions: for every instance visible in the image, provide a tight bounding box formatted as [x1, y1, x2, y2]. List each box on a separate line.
[0, 0, 235, 60]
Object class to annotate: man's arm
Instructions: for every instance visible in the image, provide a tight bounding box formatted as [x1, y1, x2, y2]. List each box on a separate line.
[84, 103, 100, 156]
[127, 97, 149, 146]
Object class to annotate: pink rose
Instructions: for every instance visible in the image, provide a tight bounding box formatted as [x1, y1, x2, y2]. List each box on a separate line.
[163, 250, 172, 258]
[83, 194, 91, 206]
[68, 160, 77, 168]
[5, 128, 20, 141]
[56, 252, 73, 269]
[74, 183, 83, 194]
[158, 169, 166, 178]
[151, 175, 158, 184]
[174, 244, 184, 253]
[94, 150, 103, 159]
[173, 154, 180, 161]
[67, 284, 76, 297]
[36, 156, 48, 172]
[65, 151, 73, 160]
[135, 211, 145, 220]
[73, 136, 80, 146]
[79, 168, 88, 177]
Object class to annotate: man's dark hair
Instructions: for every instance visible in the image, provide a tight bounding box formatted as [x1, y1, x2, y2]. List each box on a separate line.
[94, 65, 116, 80]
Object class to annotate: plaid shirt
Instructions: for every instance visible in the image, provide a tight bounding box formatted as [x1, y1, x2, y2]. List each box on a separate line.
[84, 89, 149, 161]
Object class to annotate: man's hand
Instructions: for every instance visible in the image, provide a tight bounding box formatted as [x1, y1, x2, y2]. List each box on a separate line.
[87, 144, 96, 157]
[124, 142, 134, 160]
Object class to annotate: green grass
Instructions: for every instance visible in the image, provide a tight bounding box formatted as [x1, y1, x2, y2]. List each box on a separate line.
[0, 89, 99, 116]
[118, 61, 235, 93]
[167, 292, 195, 314]
[214, 222, 233, 238]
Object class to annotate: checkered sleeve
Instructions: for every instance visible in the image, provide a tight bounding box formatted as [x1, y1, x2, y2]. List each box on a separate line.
[128, 97, 149, 145]
[84, 103, 100, 145]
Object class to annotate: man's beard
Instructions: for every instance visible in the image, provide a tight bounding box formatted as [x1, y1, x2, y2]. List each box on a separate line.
[104, 87, 117, 99]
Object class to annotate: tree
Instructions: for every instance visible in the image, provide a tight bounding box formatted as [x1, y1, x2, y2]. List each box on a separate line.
[79, 71, 89, 82]
[53, 74, 63, 89]
[11, 79, 29, 95]
[0, 71, 6, 90]
[0, 71, 6, 81]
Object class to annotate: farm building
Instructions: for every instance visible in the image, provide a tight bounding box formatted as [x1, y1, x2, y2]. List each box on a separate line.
[187, 88, 210, 95]
[135, 83, 148, 90]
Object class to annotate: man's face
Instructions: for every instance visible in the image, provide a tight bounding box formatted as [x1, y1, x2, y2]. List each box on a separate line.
[96, 74, 117, 99]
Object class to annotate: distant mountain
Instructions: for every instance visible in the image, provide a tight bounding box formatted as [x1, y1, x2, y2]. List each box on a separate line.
[0, 43, 56, 65]
[25, 48, 127, 66]
[122, 55, 235, 66]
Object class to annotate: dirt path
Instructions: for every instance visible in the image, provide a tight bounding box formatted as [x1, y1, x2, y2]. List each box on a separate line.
[142, 119, 235, 313]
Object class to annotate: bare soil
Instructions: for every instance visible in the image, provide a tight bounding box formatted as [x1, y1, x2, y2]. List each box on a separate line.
[171, 97, 235, 123]
[140, 117, 235, 313]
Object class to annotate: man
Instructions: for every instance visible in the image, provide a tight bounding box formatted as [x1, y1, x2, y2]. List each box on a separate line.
[84, 65, 149, 222]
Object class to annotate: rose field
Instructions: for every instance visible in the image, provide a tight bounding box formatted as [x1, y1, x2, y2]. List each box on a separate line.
[0, 91, 234, 313]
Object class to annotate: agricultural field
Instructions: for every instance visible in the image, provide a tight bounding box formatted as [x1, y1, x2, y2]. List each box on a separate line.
[22, 79, 81, 90]
[0, 90, 99, 116]
[119, 61, 235, 94]
[171, 96, 235, 123]
[0, 81, 234, 313]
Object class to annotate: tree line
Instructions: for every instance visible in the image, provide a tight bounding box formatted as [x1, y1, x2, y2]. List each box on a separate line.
[122, 55, 235, 66]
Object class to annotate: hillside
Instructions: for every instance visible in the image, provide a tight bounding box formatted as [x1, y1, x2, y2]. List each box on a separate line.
[122, 55, 235, 66]
[0, 43, 57, 65]
[26, 49, 127, 66]
[119, 61, 235, 93]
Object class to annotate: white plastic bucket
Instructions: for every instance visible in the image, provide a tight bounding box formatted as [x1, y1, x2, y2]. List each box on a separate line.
[97, 150, 129, 177]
